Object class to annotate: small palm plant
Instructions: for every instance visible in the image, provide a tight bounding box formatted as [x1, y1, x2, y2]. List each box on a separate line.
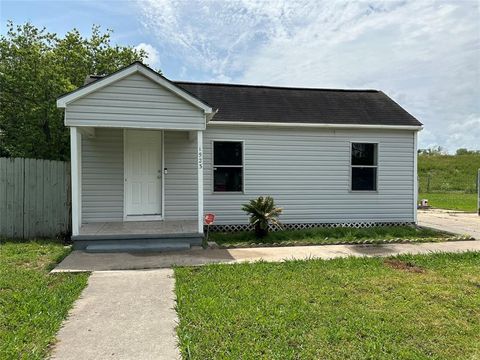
[242, 196, 283, 238]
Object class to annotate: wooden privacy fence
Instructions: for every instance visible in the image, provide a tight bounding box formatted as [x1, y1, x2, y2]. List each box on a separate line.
[0, 157, 70, 239]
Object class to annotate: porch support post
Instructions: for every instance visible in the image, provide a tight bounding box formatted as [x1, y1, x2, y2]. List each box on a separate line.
[413, 131, 418, 224]
[197, 130, 204, 234]
[70, 127, 82, 236]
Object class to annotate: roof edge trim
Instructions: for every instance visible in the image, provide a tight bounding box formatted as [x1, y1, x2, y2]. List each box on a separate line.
[208, 121, 423, 131]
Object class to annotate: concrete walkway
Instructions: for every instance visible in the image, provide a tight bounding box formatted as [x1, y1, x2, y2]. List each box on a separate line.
[53, 240, 480, 272]
[50, 269, 180, 360]
[418, 209, 480, 239]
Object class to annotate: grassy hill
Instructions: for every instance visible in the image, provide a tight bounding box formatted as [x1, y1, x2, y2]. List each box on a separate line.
[418, 153, 480, 212]
[418, 153, 480, 193]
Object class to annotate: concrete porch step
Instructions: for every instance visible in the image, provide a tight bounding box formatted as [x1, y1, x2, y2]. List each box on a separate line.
[85, 242, 191, 253]
[73, 234, 203, 252]
[74, 232, 202, 241]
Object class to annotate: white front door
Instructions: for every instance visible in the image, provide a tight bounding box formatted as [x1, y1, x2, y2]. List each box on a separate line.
[125, 130, 162, 217]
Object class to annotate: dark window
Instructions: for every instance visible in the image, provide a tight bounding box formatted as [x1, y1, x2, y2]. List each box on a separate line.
[351, 143, 377, 191]
[213, 141, 243, 192]
[352, 143, 376, 165]
[352, 167, 377, 191]
[214, 142, 242, 165]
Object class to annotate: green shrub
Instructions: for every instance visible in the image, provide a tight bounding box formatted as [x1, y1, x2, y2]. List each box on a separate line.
[242, 196, 282, 238]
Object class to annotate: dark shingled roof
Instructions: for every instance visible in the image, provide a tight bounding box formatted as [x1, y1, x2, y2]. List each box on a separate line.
[174, 82, 422, 126]
[83, 73, 421, 127]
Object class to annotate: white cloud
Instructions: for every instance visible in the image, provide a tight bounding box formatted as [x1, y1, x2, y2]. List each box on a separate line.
[136, 0, 480, 152]
[444, 114, 480, 151]
[135, 43, 161, 68]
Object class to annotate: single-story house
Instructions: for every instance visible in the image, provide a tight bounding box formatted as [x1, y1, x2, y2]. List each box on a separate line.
[57, 62, 422, 251]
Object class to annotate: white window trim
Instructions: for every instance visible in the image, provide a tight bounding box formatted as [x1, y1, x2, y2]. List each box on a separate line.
[211, 139, 245, 194]
[349, 141, 379, 193]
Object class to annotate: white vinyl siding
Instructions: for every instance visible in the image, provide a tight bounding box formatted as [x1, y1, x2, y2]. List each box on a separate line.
[80, 126, 415, 225]
[65, 73, 205, 130]
[203, 126, 415, 225]
[82, 128, 124, 222]
[163, 131, 198, 220]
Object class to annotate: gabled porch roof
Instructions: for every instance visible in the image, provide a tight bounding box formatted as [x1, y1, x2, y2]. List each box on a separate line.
[57, 61, 216, 120]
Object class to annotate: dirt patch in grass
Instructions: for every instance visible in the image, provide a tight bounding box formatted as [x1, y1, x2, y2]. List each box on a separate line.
[470, 281, 480, 289]
[384, 259, 425, 273]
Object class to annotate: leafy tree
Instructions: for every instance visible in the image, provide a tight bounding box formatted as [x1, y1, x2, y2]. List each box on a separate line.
[0, 22, 148, 160]
[417, 146, 446, 156]
[456, 148, 480, 155]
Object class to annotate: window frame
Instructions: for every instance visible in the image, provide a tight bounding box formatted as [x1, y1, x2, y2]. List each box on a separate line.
[212, 139, 245, 194]
[349, 141, 379, 192]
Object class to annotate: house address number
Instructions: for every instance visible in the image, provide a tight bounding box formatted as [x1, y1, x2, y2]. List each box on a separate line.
[198, 145, 203, 169]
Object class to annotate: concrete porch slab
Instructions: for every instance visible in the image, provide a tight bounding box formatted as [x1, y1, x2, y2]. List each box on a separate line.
[79, 220, 198, 236]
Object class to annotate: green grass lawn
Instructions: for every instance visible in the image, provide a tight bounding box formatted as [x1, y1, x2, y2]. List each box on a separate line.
[209, 225, 451, 247]
[419, 192, 478, 212]
[175, 252, 480, 359]
[0, 239, 89, 359]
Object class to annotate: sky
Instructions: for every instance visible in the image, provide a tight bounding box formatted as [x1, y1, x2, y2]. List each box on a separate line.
[1, 0, 479, 152]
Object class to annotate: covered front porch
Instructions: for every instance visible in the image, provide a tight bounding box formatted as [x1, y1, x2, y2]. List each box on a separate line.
[70, 126, 205, 250]
[57, 62, 214, 251]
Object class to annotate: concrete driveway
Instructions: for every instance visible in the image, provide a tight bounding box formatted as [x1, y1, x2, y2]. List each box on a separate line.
[418, 209, 480, 239]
